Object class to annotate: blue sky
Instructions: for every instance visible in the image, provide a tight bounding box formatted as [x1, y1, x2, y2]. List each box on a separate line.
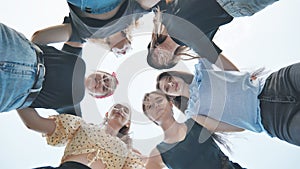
[0, 0, 300, 169]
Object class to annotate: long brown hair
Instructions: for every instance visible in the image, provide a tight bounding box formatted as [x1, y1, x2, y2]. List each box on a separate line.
[156, 71, 193, 113]
[142, 91, 231, 152]
[146, 8, 200, 69]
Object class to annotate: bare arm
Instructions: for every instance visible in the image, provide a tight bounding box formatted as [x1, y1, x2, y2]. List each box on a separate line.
[214, 53, 239, 71]
[17, 108, 56, 135]
[31, 24, 72, 45]
[145, 148, 166, 169]
[192, 115, 244, 132]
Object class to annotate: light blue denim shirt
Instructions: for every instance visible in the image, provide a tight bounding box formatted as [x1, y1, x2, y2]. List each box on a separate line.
[0, 23, 38, 112]
[67, 0, 123, 14]
[185, 59, 266, 132]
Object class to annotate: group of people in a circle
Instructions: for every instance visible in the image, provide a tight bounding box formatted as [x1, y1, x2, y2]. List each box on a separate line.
[1, 0, 299, 169]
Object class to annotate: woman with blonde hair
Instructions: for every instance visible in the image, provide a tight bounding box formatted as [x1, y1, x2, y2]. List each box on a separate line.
[31, 0, 149, 58]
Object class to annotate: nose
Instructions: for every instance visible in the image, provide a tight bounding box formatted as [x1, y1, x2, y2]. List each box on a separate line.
[120, 50, 126, 55]
[154, 102, 160, 109]
[95, 79, 101, 89]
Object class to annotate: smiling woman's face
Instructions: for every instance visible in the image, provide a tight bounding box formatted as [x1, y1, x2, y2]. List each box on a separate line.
[143, 92, 172, 123]
[108, 104, 131, 126]
[107, 31, 132, 57]
[158, 75, 185, 96]
[85, 71, 118, 97]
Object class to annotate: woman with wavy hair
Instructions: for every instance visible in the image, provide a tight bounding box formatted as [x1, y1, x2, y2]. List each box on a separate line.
[18, 103, 145, 169]
[156, 58, 300, 146]
[142, 90, 243, 169]
[31, 0, 149, 58]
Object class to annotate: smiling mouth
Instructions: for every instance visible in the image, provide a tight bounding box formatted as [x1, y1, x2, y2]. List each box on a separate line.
[173, 82, 178, 91]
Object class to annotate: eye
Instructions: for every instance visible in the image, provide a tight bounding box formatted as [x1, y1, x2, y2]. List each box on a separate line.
[102, 85, 107, 92]
[147, 104, 152, 110]
[165, 85, 169, 92]
[123, 107, 129, 114]
[157, 99, 163, 104]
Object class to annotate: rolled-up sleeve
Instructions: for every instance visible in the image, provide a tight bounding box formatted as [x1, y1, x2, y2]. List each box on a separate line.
[45, 114, 83, 146]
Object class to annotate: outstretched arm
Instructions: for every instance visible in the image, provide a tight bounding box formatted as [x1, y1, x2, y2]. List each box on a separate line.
[31, 24, 72, 45]
[17, 108, 56, 135]
[192, 115, 244, 132]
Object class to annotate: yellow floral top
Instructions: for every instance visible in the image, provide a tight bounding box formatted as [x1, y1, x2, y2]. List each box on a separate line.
[45, 114, 144, 169]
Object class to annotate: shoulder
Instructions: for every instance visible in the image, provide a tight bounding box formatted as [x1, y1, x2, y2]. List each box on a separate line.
[145, 148, 166, 169]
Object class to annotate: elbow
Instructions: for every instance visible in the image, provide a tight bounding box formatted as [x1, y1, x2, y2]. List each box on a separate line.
[31, 30, 43, 44]
[23, 122, 35, 130]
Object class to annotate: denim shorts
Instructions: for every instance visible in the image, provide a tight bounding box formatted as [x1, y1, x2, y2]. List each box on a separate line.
[67, 0, 123, 14]
[216, 0, 279, 17]
[0, 23, 38, 112]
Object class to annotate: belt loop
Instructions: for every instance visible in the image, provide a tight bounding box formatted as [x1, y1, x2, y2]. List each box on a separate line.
[18, 44, 45, 109]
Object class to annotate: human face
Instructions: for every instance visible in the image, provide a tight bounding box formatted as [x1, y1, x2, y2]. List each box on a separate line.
[107, 31, 132, 57]
[158, 76, 185, 96]
[149, 34, 173, 66]
[108, 104, 131, 126]
[85, 71, 117, 97]
[111, 38, 132, 58]
[149, 34, 180, 68]
[143, 93, 172, 123]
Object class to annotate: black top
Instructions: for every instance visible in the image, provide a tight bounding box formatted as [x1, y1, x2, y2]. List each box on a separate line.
[154, 0, 233, 63]
[30, 45, 85, 115]
[157, 119, 243, 169]
[66, 0, 146, 43]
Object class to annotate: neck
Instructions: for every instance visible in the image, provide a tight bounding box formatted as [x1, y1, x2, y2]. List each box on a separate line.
[107, 31, 126, 48]
[181, 82, 190, 98]
[104, 122, 121, 136]
[160, 116, 183, 141]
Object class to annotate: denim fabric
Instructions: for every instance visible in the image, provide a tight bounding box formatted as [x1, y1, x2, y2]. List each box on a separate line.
[67, 0, 145, 43]
[216, 0, 279, 17]
[0, 23, 39, 112]
[259, 62, 300, 146]
[185, 59, 265, 132]
[67, 0, 123, 14]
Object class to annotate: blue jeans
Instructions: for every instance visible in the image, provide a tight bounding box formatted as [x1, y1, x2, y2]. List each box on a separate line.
[67, 0, 123, 14]
[0, 23, 38, 112]
[216, 0, 279, 17]
[259, 62, 300, 146]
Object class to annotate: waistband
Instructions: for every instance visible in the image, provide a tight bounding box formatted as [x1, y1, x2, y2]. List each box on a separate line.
[60, 161, 92, 169]
[33, 161, 91, 169]
[18, 44, 45, 108]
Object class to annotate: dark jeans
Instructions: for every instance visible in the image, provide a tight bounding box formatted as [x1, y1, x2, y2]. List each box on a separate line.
[34, 161, 91, 169]
[259, 62, 300, 146]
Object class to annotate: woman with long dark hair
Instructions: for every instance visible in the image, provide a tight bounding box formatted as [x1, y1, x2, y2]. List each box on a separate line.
[156, 58, 300, 146]
[142, 90, 243, 169]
